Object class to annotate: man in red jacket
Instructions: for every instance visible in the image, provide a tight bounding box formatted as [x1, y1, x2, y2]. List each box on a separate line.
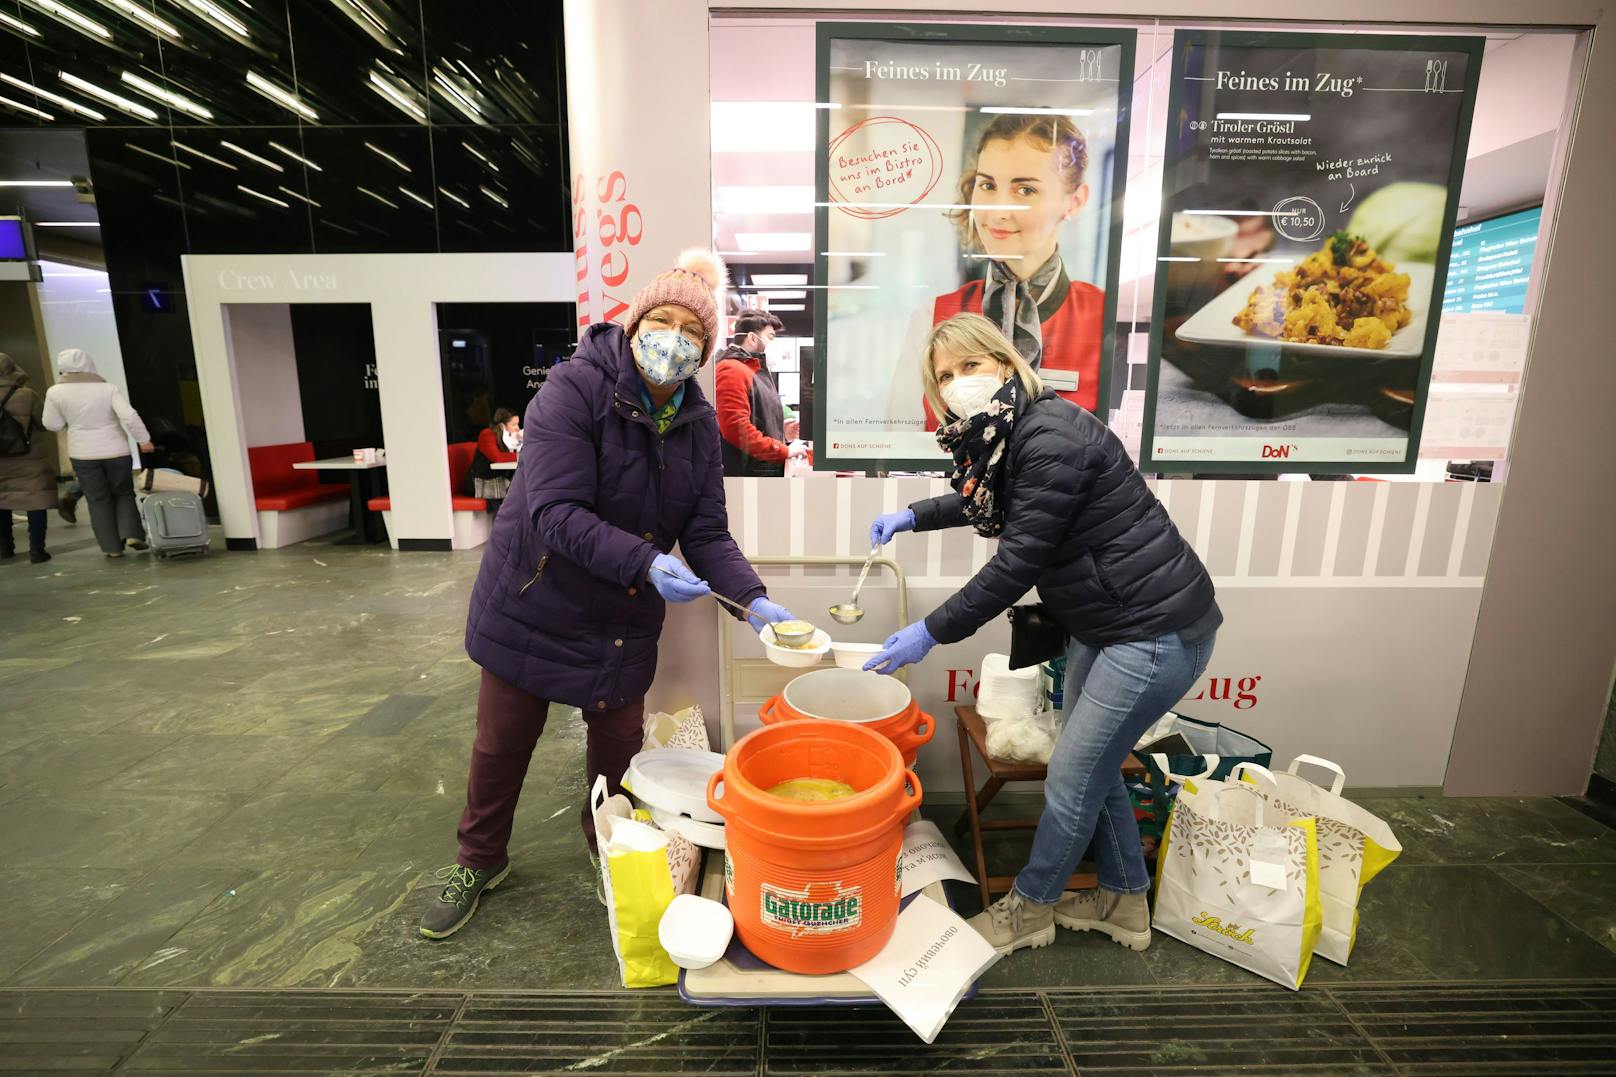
[715, 309, 791, 477]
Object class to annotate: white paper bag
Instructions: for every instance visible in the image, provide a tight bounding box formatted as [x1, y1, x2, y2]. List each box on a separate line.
[590, 776, 700, 988]
[899, 821, 976, 897]
[848, 894, 999, 1044]
[1152, 769, 1322, 990]
[1234, 756, 1402, 965]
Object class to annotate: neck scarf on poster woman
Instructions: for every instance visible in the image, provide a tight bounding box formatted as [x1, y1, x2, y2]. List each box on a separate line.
[936, 375, 1021, 538]
[981, 250, 1067, 369]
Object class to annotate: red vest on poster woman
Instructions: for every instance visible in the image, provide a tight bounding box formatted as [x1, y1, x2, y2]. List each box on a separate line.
[924, 279, 1105, 429]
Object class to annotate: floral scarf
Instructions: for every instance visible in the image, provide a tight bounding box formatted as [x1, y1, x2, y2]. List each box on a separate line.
[935, 376, 1021, 538]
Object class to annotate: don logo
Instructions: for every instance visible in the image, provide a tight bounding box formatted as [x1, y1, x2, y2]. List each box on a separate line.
[761, 881, 863, 938]
[1261, 444, 1298, 459]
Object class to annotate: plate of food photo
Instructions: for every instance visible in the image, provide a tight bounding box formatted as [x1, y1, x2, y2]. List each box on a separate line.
[1176, 231, 1434, 360]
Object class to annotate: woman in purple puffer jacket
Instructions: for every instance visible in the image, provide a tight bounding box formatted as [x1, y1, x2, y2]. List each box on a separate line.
[421, 250, 795, 940]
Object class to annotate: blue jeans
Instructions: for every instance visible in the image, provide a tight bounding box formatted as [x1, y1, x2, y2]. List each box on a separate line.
[3, 509, 46, 554]
[1014, 630, 1215, 904]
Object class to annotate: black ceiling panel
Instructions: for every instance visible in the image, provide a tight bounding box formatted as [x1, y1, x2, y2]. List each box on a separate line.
[2, 0, 569, 257]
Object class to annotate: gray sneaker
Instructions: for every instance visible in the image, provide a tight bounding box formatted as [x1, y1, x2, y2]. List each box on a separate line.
[1054, 888, 1152, 951]
[587, 852, 606, 907]
[966, 890, 1056, 956]
[418, 862, 510, 939]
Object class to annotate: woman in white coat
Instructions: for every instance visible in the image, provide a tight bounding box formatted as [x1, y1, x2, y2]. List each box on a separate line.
[42, 349, 155, 558]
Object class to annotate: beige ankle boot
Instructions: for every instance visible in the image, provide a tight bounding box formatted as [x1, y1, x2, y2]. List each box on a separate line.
[1054, 888, 1151, 950]
[967, 890, 1057, 956]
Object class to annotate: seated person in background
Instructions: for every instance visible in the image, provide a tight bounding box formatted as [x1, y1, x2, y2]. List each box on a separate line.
[469, 408, 520, 515]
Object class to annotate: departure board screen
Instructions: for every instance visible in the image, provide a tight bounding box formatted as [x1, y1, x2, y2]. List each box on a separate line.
[1443, 206, 1540, 314]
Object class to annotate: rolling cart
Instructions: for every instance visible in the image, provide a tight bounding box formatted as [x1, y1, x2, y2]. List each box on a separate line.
[683, 553, 975, 1008]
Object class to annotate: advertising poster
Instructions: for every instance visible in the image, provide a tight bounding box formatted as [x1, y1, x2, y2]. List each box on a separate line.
[1142, 31, 1483, 473]
[815, 24, 1134, 472]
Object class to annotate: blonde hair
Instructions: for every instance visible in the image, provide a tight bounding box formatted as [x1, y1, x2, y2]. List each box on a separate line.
[921, 313, 1043, 421]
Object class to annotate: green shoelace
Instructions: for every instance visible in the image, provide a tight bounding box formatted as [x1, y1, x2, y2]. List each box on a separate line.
[435, 864, 480, 904]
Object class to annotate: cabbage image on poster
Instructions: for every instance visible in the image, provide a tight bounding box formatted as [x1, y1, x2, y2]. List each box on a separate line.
[1141, 30, 1484, 474]
[814, 24, 1134, 472]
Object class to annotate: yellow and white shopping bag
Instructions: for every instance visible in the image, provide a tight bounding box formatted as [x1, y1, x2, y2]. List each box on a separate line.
[590, 776, 699, 988]
[1152, 767, 1322, 990]
[1235, 756, 1401, 966]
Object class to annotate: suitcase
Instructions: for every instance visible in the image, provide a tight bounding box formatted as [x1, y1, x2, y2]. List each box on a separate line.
[140, 490, 210, 559]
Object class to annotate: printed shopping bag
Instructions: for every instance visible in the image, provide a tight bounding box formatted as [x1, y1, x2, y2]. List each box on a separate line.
[590, 776, 700, 988]
[642, 704, 711, 753]
[1235, 756, 1402, 966]
[1152, 767, 1322, 990]
[1136, 711, 1273, 841]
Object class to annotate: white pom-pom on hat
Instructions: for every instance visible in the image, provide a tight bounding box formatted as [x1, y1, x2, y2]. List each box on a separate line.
[675, 248, 727, 294]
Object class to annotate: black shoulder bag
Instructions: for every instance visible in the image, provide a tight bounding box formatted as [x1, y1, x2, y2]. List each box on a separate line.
[1007, 603, 1067, 670]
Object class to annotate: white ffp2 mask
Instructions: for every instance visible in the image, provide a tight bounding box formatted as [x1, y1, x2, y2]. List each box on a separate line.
[941, 373, 1004, 419]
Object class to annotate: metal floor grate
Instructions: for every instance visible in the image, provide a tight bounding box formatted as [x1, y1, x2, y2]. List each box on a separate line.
[3, 982, 1614, 1075]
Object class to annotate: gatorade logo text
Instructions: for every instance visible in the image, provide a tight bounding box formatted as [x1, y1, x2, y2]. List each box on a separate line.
[760, 882, 863, 937]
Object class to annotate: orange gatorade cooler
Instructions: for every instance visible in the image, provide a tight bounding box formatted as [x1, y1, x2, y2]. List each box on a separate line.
[707, 720, 921, 974]
[758, 667, 936, 766]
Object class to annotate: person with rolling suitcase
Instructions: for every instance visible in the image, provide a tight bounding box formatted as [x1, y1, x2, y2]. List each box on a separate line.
[41, 348, 153, 559]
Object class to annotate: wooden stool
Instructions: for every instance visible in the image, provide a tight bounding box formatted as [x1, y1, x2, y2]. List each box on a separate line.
[953, 705, 1148, 909]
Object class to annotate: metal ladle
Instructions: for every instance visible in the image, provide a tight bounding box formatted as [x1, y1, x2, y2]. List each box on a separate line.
[829, 545, 880, 625]
[652, 564, 818, 646]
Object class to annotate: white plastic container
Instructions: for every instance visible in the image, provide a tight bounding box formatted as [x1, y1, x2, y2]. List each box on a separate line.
[658, 893, 734, 970]
[830, 641, 883, 670]
[624, 749, 725, 824]
[761, 625, 831, 668]
[976, 652, 1042, 721]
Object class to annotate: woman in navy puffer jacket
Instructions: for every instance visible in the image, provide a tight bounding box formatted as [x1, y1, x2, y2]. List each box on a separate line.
[422, 251, 795, 940]
[866, 313, 1221, 961]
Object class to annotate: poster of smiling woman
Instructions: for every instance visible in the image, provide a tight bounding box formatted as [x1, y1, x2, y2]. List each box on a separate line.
[814, 24, 1135, 472]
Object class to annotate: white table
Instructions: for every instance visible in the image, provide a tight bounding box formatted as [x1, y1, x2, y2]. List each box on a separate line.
[291, 457, 388, 543]
[291, 457, 387, 472]
[491, 461, 517, 471]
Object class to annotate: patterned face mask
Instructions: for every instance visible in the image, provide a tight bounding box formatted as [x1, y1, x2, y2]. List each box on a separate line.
[633, 328, 703, 387]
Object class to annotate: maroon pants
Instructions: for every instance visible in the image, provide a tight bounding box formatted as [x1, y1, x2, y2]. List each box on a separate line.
[456, 668, 645, 869]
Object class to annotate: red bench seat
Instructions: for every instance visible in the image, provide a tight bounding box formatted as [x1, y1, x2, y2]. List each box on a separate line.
[247, 441, 348, 511]
[259, 488, 352, 511]
[366, 441, 486, 513]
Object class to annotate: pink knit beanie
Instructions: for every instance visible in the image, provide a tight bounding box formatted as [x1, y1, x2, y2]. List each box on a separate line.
[623, 249, 728, 358]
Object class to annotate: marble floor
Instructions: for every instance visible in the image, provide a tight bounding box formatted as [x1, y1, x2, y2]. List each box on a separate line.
[3, 530, 1616, 999]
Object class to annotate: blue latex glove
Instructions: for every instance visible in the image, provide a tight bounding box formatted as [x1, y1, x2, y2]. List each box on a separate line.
[870, 508, 916, 548]
[864, 619, 937, 675]
[746, 596, 795, 633]
[649, 554, 710, 603]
